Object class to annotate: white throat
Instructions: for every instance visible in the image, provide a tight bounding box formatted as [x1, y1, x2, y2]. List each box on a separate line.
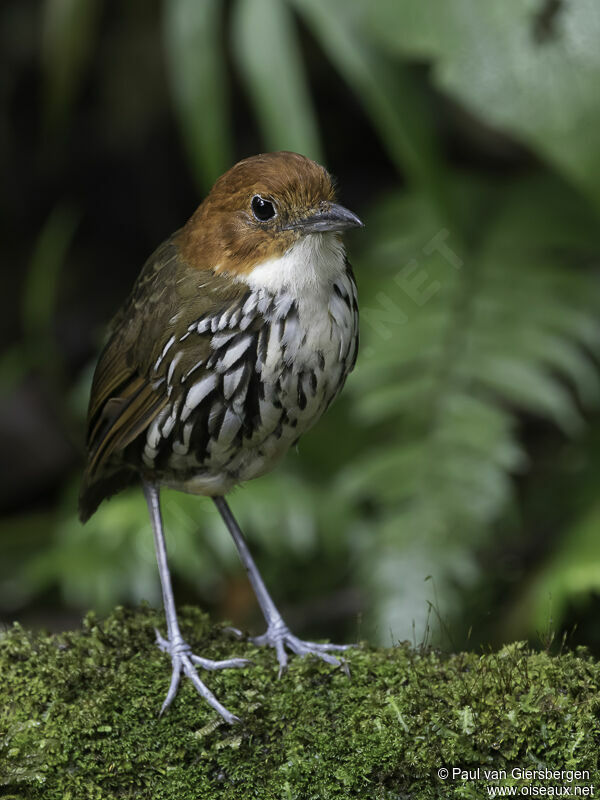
[241, 233, 347, 297]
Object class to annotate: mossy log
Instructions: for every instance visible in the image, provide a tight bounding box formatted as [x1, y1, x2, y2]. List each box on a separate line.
[1, 606, 599, 799]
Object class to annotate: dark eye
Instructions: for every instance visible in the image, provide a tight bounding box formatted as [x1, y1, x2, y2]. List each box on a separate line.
[251, 195, 276, 222]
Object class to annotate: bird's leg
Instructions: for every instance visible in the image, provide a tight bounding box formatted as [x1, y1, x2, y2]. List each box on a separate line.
[143, 482, 249, 723]
[213, 496, 352, 676]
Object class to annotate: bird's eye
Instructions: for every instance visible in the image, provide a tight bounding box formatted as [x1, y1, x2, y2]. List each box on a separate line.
[251, 195, 276, 222]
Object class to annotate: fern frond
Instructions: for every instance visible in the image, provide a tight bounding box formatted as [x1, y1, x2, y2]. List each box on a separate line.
[341, 176, 600, 642]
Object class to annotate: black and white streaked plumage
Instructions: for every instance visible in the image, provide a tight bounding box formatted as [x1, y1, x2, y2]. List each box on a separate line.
[141, 233, 358, 498]
[80, 151, 362, 723]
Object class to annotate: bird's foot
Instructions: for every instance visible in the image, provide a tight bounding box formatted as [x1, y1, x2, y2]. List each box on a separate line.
[154, 629, 250, 723]
[250, 619, 353, 677]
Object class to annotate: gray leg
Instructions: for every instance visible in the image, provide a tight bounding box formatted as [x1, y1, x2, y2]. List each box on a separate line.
[143, 482, 249, 723]
[213, 495, 352, 676]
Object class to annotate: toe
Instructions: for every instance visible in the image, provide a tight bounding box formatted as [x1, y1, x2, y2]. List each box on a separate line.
[190, 655, 252, 670]
[275, 638, 288, 677]
[159, 661, 182, 716]
[155, 628, 170, 652]
[183, 659, 241, 724]
[223, 625, 244, 639]
[308, 641, 355, 652]
[286, 636, 341, 665]
[154, 632, 247, 722]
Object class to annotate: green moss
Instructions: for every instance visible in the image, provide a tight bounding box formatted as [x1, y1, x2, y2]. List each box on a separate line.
[1, 606, 599, 799]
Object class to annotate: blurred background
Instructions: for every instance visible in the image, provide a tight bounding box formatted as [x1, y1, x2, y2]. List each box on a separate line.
[2, 0, 600, 655]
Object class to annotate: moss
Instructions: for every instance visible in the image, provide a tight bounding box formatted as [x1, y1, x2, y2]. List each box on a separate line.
[1, 606, 599, 799]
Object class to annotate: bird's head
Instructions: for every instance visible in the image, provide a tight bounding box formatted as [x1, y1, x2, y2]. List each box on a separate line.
[178, 152, 363, 288]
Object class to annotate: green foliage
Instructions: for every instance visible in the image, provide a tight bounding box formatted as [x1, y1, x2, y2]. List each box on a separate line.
[338, 172, 600, 640]
[41, 0, 100, 132]
[363, 0, 600, 211]
[22, 205, 80, 368]
[0, 204, 79, 393]
[525, 501, 600, 633]
[159, 0, 600, 648]
[232, 0, 323, 162]
[21, 465, 354, 617]
[3, 0, 600, 656]
[1, 606, 599, 798]
[291, 0, 445, 199]
[163, 0, 234, 189]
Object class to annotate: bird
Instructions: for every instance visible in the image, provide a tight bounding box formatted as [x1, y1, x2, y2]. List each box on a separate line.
[79, 151, 363, 723]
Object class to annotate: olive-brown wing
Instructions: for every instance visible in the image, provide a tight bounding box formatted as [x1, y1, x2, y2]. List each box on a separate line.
[79, 235, 252, 520]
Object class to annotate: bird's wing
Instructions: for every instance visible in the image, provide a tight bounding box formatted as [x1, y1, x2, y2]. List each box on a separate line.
[78, 328, 170, 521]
[81, 236, 252, 493]
[83, 238, 179, 481]
[84, 367, 169, 481]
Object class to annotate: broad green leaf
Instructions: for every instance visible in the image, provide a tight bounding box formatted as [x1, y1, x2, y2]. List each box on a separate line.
[292, 0, 449, 217]
[22, 205, 79, 343]
[4, 204, 80, 389]
[231, 0, 323, 161]
[364, 0, 600, 211]
[522, 502, 600, 635]
[163, 0, 233, 190]
[41, 0, 100, 131]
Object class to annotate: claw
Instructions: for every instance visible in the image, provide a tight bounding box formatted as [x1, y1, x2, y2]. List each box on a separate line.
[223, 625, 244, 639]
[155, 630, 249, 723]
[250, 623, 354, 676]
[159, 659, 183, 716]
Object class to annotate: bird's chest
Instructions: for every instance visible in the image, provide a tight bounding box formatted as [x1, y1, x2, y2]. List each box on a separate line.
[258, 288, 354, 430]
[141, 269, 358, 493]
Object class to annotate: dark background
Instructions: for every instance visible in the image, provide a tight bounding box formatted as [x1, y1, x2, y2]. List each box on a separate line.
[2, 0, 600, 655]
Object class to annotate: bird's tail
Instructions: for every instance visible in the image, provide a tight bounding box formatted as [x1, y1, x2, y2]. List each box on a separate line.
[78, 465, 138, 523]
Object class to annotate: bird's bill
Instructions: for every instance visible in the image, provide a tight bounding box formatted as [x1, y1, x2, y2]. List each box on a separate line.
[285, 203, 364, 234]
